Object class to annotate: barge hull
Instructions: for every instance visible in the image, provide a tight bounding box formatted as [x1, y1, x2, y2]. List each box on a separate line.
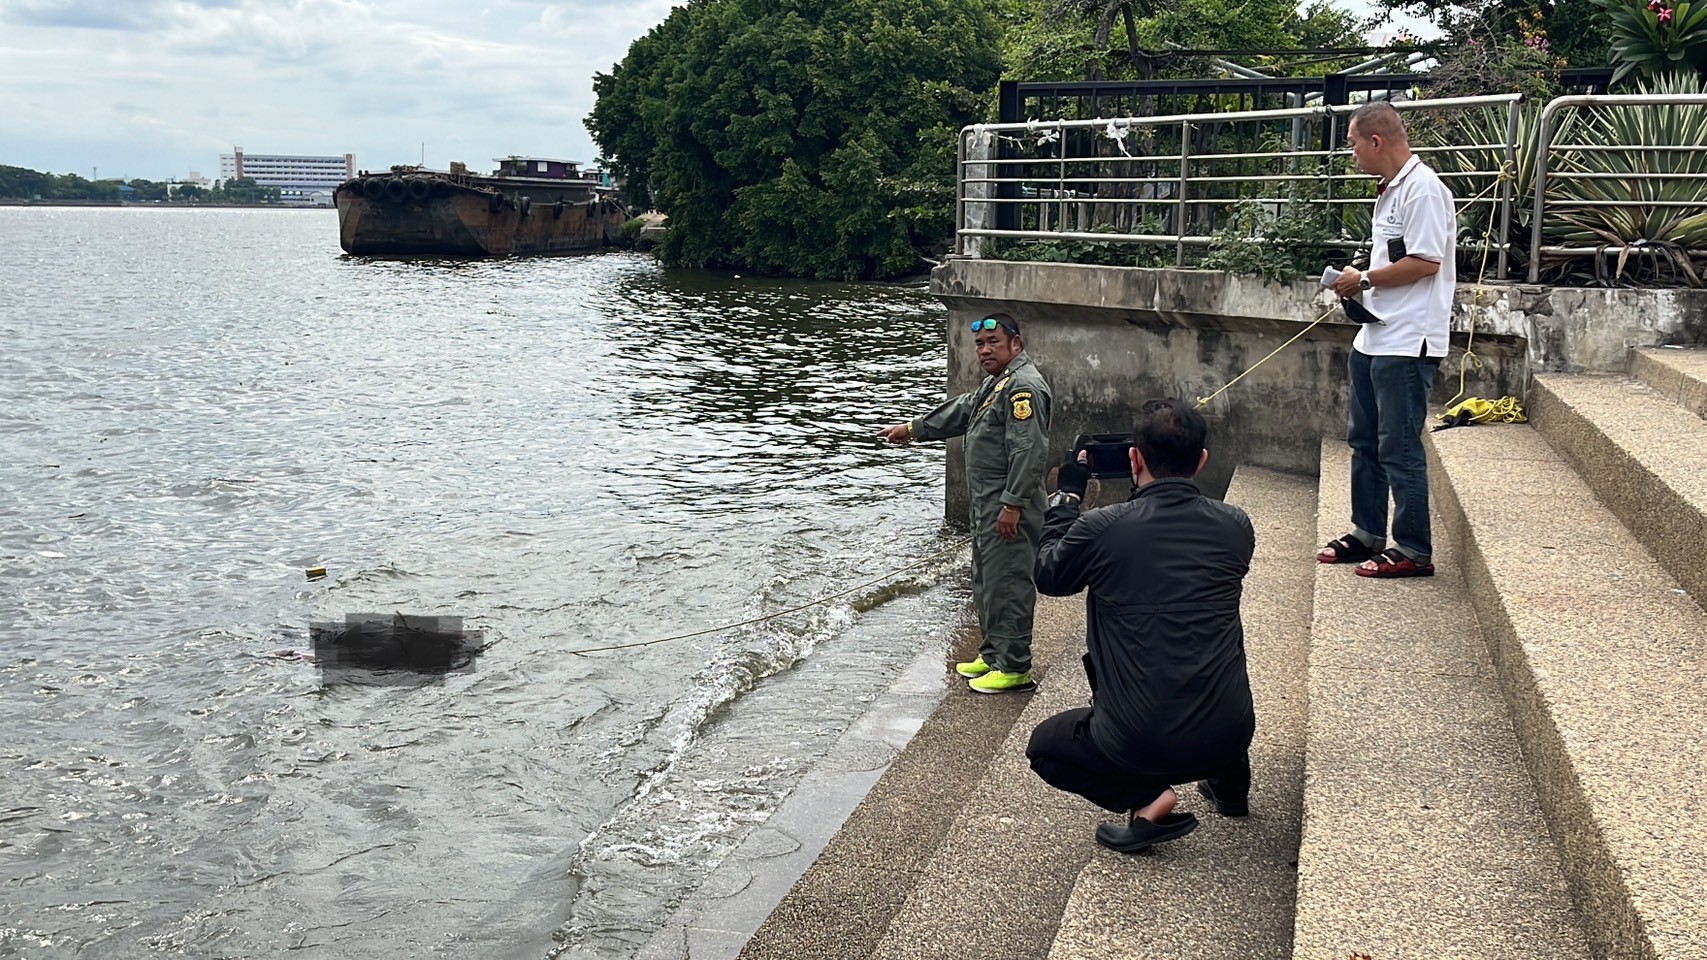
[335, 175, 628, 257]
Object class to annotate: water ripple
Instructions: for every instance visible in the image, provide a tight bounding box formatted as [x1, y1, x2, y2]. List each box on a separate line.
[0, 208, 965, 959]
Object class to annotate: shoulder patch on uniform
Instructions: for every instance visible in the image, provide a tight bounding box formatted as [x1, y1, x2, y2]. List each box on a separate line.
[1011, 393, 1034, 421]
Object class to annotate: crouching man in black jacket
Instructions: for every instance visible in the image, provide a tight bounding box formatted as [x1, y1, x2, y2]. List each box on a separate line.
[1026, 399, 1257, 854]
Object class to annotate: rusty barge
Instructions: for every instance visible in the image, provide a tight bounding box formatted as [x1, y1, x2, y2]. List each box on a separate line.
[335, 157, 628, 257]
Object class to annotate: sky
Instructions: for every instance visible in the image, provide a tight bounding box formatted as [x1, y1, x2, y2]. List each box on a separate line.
[0, 0, 1428, 183]
[0, 0, 684, 181]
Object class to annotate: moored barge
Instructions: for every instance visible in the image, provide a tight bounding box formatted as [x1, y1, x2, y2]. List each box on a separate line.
[335, 157, 628, 256]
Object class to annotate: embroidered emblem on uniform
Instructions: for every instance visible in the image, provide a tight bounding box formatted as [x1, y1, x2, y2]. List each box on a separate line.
[994, 376, 1011, 393]
[1012, 392, 1034, 421]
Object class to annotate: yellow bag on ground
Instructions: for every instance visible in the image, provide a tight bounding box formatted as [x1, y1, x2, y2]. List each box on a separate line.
[1434, 396, 1527, 430]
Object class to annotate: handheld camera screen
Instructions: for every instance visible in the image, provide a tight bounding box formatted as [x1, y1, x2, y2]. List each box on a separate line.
[1074, 433, 1135, 479]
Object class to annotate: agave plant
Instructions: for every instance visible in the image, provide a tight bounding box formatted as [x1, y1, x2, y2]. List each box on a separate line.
[1424, 103, 1585, 279]
[1542, 73, 1707, 284]
[1595, 0, 1707, 86]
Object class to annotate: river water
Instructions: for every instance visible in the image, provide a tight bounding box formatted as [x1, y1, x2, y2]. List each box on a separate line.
[0, 208, 972, 958]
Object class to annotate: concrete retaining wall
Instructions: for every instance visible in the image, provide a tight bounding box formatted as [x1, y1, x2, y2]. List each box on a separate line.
[927, 259, 1707, 519]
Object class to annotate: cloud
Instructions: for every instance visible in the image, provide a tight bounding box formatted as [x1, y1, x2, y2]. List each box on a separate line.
[0, 0, 239, 31]
[0, 0, 687, 179]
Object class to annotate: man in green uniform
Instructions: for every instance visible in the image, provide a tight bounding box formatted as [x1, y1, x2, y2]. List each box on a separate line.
[880, 312, 1052, 693]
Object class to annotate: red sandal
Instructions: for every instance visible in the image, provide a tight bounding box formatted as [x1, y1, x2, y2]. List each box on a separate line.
[1356, 547, 1435, 578]
[1317, 535, 1377, 565]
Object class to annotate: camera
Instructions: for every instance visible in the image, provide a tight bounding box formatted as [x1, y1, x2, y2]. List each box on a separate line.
[1073, 433, 1136, 479]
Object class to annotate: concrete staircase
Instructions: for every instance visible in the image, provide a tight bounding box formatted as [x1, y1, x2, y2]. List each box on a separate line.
[1429, 347, 1707, 960]
[675, 349, 1707, 960]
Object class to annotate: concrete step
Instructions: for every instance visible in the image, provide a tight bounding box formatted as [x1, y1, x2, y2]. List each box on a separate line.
[1531, 371, 1707, 610]
[1430, 424, 1707, 960]
[732, 599, 1080, 960]
[1043, 466, 1315, 960]
[866, 597, 1099, 960]
[1630, 346, 1707, 421]
[1292, 440, 1593, 960]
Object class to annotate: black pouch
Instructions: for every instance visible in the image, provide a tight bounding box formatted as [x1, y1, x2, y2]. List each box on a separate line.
[1387, 236, 1407, 261]
[1340, 297, 1385, 325]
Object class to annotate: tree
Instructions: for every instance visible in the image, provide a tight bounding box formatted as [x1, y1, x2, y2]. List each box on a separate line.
[585, 0, 1002, 279]
[175, 183, 208, 202]
[0, 165, 54, 199]
[1003, 0, 1362, 83]
[127, 179, 169, 202]
[211, 177, 282, 204]
[1370, 0, 1610, 68]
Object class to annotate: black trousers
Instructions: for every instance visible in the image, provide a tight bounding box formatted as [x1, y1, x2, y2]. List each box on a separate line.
[1026, 707, 1251, 814]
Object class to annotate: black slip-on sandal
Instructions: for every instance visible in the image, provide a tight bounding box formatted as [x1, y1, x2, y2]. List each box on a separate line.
[1317, 534, 1378, 565]
[1094, 811, 1198, 854]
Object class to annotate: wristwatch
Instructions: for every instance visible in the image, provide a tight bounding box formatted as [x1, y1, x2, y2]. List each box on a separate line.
[1358, 276, 1373, 291]
[1047, 490, 1082, 509]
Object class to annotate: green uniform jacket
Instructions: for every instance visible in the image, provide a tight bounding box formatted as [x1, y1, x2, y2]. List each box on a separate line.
[909, 351, 1052, 671]
[910, 351, 1053, 516]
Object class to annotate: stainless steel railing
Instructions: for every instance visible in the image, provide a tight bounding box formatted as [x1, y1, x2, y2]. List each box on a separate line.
[955, 91, 1707, 286]
[1528, 93, 1707, 282]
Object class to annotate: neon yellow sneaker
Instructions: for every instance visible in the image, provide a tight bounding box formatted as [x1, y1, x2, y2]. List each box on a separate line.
[968, 670, 1036, 694]
[955, 656, 993, 678]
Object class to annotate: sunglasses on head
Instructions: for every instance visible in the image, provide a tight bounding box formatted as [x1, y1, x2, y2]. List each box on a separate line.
[970, 317, 1018, 335]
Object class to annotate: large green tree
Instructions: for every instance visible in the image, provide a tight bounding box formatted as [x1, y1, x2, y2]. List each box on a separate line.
[586, 0, 1002, 279]
[1001, 0, 1362, 83]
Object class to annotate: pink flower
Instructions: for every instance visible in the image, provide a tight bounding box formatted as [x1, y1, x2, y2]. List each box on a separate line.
[1649, 0, 1662, 8]
[1660, 7, 1674, 21]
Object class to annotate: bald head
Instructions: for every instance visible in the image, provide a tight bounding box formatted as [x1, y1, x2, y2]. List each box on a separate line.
[1348, 101, 1408, 144]
[1347, 101, 1413, 179]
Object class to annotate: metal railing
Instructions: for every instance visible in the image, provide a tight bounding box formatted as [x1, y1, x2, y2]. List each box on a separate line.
[1529, 93, 1707, 282]
[956, 94, 1521, 274]
[956, 90, 1707, 286]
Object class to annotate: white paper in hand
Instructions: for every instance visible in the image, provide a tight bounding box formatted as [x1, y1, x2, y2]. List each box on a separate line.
[1320, 266, 1343, 288]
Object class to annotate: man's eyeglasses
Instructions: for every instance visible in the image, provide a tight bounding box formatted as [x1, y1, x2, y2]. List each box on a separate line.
[970, 317, 1018, 335]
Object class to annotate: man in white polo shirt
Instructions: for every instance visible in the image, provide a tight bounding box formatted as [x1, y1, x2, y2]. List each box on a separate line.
[1320, 101, 1456, 578]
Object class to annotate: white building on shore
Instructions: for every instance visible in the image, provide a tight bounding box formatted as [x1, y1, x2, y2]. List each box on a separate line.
[217, 148, 355, 206]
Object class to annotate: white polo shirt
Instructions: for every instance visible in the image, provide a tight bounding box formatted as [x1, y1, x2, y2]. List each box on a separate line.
[1354, 155, 1456, 358]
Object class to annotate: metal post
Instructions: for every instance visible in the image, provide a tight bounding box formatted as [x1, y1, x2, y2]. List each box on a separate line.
[997, 83, 1021, 235]
[1290, 91, 1305, 154]
[997, 80, 1022, 125]
[955, 131, 966, 257]
[1498, 98, 1520, 279]
[1530, 101, 1563, 283]
[1324, 109, 1339, 239]
[1057, 123, 1068, 234]
[1176, 120, 1192, 266]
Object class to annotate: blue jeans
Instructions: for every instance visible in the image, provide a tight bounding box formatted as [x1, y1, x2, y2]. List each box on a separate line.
[1347, 349, 1441, 563]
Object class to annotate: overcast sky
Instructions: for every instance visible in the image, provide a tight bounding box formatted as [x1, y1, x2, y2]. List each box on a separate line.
[1, 0, 1424, 183]
[0, 0, 683, 181]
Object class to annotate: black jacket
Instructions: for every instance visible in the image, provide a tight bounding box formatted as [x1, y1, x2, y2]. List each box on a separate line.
[1035, 477, 1256, 778]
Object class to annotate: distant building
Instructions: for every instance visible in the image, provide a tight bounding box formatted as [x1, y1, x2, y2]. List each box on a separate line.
[180, 171, 212, 186]
[218, 147, 356, 205]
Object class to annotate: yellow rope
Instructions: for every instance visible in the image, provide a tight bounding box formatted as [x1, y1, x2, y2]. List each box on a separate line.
[1196, 304, 1338, 408]
[1443, 161, 1514, 409]
[568, 537, 971, 656]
